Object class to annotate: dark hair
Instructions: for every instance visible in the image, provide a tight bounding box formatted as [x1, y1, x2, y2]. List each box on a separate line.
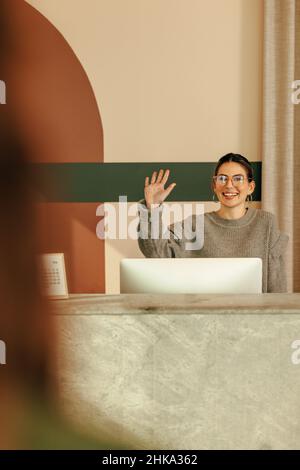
[214, 153, 254, 181]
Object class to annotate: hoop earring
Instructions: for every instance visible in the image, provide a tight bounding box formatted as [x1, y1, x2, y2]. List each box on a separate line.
[246, 193, 253, 206]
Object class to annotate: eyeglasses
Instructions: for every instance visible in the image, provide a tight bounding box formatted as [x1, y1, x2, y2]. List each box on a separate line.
[212, 174, 250, 187]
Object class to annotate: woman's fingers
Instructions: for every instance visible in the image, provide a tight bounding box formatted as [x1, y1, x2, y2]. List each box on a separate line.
[164, 182, 176, 199]
[146, 169, 171, 188]
[150, 171, 157, 184]
[156, 169, 164, 184]
[161, 169, 170, 185]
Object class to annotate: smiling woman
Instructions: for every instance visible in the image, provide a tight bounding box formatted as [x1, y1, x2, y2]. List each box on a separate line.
[211, 153, 256, 220]
[137, 153, 290, 293]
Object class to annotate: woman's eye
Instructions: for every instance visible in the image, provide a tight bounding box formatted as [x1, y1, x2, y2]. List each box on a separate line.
[234, 176, 244, 183]
[218, 176, 227, 183]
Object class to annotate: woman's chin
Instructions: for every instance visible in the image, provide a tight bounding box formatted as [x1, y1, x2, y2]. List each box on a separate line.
[219, 197, 244, 208]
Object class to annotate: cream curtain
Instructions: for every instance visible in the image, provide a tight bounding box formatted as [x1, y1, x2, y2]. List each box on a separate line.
[263, 0, 300, 292]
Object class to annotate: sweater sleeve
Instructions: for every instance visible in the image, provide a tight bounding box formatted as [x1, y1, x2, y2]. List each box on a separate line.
[137, 199, 202, 258]
[267, 214, 289, 293]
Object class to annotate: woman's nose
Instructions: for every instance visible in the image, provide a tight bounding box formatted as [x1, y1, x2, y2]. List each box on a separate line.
[225, 178, 234, 188]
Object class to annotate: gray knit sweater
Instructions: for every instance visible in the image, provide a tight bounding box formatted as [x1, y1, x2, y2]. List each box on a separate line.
[137, 199, 289, 293]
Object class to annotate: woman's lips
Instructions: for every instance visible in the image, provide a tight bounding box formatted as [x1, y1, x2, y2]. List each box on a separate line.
[222, 192, 239, 199]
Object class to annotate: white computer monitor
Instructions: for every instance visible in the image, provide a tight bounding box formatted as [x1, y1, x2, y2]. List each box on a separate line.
[120, 258, 262, 294]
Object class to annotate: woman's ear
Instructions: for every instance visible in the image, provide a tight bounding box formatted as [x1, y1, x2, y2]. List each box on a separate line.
[249, 179, 256, 194]
[210, 179, 216, 193]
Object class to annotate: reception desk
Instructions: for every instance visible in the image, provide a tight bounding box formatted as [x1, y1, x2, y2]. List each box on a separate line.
[53, 294, 300, 450]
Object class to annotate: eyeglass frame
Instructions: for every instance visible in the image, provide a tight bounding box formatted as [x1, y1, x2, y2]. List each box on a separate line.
[212, 174, 253, 187]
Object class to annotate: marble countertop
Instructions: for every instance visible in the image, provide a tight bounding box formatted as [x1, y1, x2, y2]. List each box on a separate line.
[52, 293, 300, 315]
[54, 292, 300, 449]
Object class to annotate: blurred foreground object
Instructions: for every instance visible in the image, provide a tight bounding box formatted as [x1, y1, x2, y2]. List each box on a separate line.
[0, 0, 131, 450]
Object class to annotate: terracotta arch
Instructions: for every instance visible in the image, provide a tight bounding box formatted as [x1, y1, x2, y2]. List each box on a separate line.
[5, 0, 105, 293]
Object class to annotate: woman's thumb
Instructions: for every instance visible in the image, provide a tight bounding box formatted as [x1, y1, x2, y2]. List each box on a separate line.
[164, 182, 176, 198]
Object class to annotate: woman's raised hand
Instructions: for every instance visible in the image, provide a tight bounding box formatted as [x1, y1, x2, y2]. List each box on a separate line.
[144, 169, 176, 209]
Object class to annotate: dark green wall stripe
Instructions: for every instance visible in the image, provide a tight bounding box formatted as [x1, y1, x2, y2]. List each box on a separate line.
[32, 162, 261, 202]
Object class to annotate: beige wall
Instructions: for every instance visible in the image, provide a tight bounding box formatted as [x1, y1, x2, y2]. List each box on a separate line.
[27, 0, 263, 163]
[26, 0, 263, 293]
